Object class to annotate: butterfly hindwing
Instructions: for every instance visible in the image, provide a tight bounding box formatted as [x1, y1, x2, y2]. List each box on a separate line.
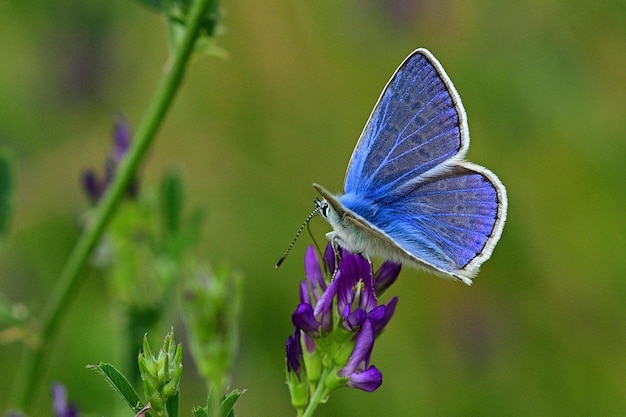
[340, 163, 505, 279]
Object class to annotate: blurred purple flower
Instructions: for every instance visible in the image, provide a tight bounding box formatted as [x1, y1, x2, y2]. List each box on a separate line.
[51, 382, 79, 417]
[82, 116, 138, 203]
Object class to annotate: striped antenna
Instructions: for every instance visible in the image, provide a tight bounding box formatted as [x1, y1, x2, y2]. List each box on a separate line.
[275, 201, 323, 268]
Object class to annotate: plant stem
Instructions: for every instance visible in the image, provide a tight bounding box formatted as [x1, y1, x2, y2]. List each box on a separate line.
[302, 368, 331, 417]
[10, 0, 213, 410]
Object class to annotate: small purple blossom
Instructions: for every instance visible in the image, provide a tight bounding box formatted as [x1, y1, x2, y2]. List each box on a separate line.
[82, 116, 138, 203]
[286, 328, 304, 380]
[339, 319, 375, 376]
[286, 243, 401, 394]
[51, 382, 79, 417]
[345, 365, 383, 392]
[374, 261, 402, 295]
[111, 118, 132, 162]
[292, 303, 320, 336]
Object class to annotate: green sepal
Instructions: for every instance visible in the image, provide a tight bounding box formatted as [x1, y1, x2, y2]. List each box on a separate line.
[166, 391, 180, 417]
[219, 389, 244, 417]
[286, 366, 309, 412]
[302, 345, 322, 385]
[324, 367, 349, 392]
[87, 362, 144, 412]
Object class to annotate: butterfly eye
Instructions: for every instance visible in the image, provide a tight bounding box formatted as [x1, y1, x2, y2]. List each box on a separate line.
[315, 198, 329, 218]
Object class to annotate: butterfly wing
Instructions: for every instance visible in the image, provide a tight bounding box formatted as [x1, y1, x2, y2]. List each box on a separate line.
[343, 163, 507, 282]
[344, 49, 469, 196]
[324, 48, 507, 283]
[318, 162, 507, 283]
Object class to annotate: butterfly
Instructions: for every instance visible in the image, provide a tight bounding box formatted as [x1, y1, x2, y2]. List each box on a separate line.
[314, 49, 508, 285]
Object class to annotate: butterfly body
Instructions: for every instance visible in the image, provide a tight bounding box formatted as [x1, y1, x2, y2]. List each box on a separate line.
[315, 49, 507, 285]
[315, 183, 438, 272]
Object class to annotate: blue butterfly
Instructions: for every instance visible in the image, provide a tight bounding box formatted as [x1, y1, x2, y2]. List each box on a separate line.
[314, 49, 508, 285]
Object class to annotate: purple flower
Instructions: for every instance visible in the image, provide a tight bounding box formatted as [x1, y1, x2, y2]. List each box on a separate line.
[293, 246, 332, 342]
[287, 243, 401, 393]
[111, 118, 132, 162]
[82, 116, 138, 203]
[51, 382, 79, 417]
[292, 303, 320, 336]
[338, 320, 382, 392]
[286, 328, 304, 380]
[375, 261, 402, 295]
[345, 365, 383, 392]
[310, 248, 399, 338]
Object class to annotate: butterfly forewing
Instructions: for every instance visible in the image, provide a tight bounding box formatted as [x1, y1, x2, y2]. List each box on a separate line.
[344, 49, 468, 196]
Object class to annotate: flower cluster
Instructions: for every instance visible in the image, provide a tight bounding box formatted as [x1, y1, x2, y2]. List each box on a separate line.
[138, 330, 183, 417]
[286, 244, 401, 412]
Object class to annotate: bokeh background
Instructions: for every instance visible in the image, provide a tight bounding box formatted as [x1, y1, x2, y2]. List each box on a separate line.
[1, 0, 625, 415]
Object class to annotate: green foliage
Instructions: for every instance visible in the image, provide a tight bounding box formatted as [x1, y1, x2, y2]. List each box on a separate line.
[134, 0, 224, 57]
[94, 169, 205, 383]
[166, 391, 180, 417]
[182, 264, 242, 395]
[218, 390, 244, 417]
[161, 170, 183, 237]
[0, 149, 26, 326]
[0, 148, 15, 251]
[194, 389, 244, 417]
[90, 330, 242, 417]
[159, 170, 206, 259]
[138, 330, 183, 417]
[192, 406, 210, 417]
[87, 362, 144, 412]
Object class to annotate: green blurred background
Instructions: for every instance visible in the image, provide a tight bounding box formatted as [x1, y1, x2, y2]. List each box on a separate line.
[1, 0, 625, 415]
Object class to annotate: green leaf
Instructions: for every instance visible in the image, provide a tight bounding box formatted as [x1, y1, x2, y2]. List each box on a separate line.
[192, 406, 209, 417]
[87, 362, 143, 411]
[219, 389, 244, 417]
[160, 170, 184, 236]
[0, 148, 15, 248]
[166, 391, 180, 417]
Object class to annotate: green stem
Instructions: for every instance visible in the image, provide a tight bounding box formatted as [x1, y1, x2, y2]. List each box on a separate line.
[301, 368, 332, 417]
[11, 0, 213, 410]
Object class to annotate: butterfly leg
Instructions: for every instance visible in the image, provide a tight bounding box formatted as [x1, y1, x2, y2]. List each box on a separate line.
[327, 231, 375, 280]
[359, 253, 378, 295]
[365, 254, 374, 275]
[326, 232, 344, 275]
